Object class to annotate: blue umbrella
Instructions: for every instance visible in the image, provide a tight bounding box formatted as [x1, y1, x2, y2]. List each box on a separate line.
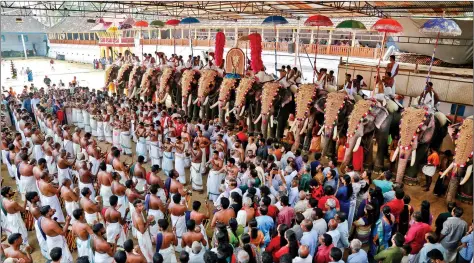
[180, 17, 201, 57]
[262, 16, 288, 74]
[420, 18, 461, 81]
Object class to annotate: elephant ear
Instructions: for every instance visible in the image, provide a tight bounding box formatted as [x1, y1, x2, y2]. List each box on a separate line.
[374, 106, 389, 129]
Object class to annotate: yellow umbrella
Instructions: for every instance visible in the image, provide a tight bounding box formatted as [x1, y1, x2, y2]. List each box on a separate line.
[106, 26, 119, 60]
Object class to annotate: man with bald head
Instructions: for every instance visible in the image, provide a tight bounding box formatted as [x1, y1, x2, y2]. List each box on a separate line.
[300, 219, 318, 256]
[327, 219, 340, 248]
[293, 245, 312, 263]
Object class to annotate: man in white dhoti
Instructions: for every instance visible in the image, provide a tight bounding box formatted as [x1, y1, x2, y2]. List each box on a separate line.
[132, 200, 155, 262]
[418, 82, 440, 112]
[92, 223, 120, 263]
[72, 128, 82, 158]
[1, 186, 30, 249]
[386, 55, 399, 94]
[39, 205, 74, 263]
[76, 107, 84, 128]
[120, 129, 133, 155]
[162, 138, 175, 175]
[72, 209, 94, 263]
[135, 123, 148, 162]
[174, 136, 186, 184]
[149, 138, 162, 167]
[195, 130, 210, 175]
[60, 179, 80, 223]
[38, 172, 66, 223]
[207, 151, 225, 202]
[146, 185, 166, 237]
[2, 233, 33, 263]
[26, 192, 50, 260]
[189, 142, 203, 192]
[156, 219, 179, 263]
[90, 114, 98, 137]
[83, 109, 91, 133]
[105, 195, 129, 247]
[168, 193, 188, 252]
[57, 150, 76, 187]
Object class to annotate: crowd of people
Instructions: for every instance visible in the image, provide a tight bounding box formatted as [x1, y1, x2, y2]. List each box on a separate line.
[0, 49, 471, 263]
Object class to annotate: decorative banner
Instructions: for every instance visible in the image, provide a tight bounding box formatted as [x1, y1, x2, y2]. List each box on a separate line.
[248, 33, 263, 73]
[225, 48, 246, 76]
[215, 31, 226, 67]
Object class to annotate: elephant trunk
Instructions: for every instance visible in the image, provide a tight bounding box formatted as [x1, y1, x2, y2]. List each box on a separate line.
[219, 104, 226, 126]
[321, 135, 331, 158]
[342, 133, 360, 168]
[261, 114, 269, 138]
[396, 149, 411, 183]
[446, 175, 460, 203]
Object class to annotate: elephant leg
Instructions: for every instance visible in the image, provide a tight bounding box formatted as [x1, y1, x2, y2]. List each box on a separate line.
[446, 175, 460, 203]
[363, 136, 375, 171]
[292, 126, 301, 152]
[219, 107, 225, 127]
[405, 143, 429, 185]
[261, 116, 269, 139]
[303, 114, 316, 151]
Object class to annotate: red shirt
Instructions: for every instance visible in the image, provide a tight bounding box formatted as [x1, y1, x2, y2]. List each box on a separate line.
[236, 131, 248, 143]
[311, 185, 324, 202]
[315, 244, 334, 263]
[265, 236, 282, 259]
[384, 198, 404, 223]
[277, 206, 295, 227]
[256, 204, 279, 220]
[318, 195, 340, 212]
[404, 222, 432, 254]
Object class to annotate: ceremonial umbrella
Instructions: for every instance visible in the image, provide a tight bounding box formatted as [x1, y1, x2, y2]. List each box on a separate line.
[119, 23, 133, 30]
[180, 17, 200, 57]
[122, 17, 136, 26]
[335, 19, 367, 73]
[262, 15, 288, 74]
[304, 14, 333, 83]
[420, 17, 461, 81]
[135, 20, 149, 57]
[106, 25, 119, 61]
[150, 20, 165, 51]
[166, 19, 181, 54]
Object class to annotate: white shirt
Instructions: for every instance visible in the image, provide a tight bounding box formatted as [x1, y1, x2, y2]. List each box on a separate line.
[289, 186, 299, 207]
[293, 255, 313, 263]
[294, 199, 309, 213]
[313, 218, 328, 236]
[189, 249, 205, 263]
[327, 229, 341, 247]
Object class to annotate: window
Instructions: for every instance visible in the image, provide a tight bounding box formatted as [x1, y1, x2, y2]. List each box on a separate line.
[1, 35, 5, 42]
[18, 35, 28, 42]
[450, 104, 465, 116]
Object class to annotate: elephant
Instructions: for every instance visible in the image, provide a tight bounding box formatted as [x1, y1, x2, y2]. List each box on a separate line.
[255, 82, 294, 139]
[116, 63, 133, 95]
[316, 92, 354, 160]
[128, 65, 145, 99]
[156, 66, 176, 106]
[441, 117, 473, 203]
[192, 69, 223, 121]
[391, 107, 449, 184]
[231, 78, 265, 133]
[290, 84, 329, 152]
[180, 69, 200, 117]
[104, 64, 120, 89]
[212, 77, 239, 127]
[341, 98, 402, 172]
[139, 67, 161, 100]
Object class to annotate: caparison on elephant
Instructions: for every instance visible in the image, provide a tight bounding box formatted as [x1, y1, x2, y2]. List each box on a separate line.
[441, 116, 473, 203]
[227, 77, 263, 133]
[391, 106, 449, 184]
[192, 69, 223, 121]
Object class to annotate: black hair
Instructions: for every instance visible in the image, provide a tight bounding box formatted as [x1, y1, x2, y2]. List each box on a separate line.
[343, 174, 353, 198]
[153, 252, 164, 263]
[76, 256, 90, 263]
[393, 232, 405, 247]
[40, 205, 51, 216]
[123, 239, 134, 252]
[330, 247, 342, 261]
[50, 247, 63, 261]
[427, 249, 444, 261]
[8, 233, 22, 245]
[92, 223, 104, 234]
[25, 191, 38, 202]
[220, 197, 230, 209]
[186, 219, 196, 231]
[109, 195, 118, 206]
[158, 219, 169, 230]
[113, 251, 127, 263]
[421, 200, 431, 224]
[73, 208, 84, 220]
[192, 200, 201, 211]
[322, 233, 333, 246]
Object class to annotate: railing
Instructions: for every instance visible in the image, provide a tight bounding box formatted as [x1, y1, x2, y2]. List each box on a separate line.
[99, 37, 134, 44]
[50, 39, 98, 45]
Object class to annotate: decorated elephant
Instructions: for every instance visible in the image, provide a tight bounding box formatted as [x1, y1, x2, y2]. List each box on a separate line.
[104, 64, 120, 88]
[180, 69, 201, 117]
[116, 63, 133, 94]
[289, 84, 330, 152]
[128, 65, 145, 99]
[316, 92, 354, 159]
[212, 76, 239, 126]
[254, 82, 293, 139]
[156, 66, 176, 106]
[230, 78, 265, 133]
[341, 98, 402, 171]
[441, 117, 473, 203]
[391, 107, 448, 184]
[192, 69, 223, 120]
[139, 67, 161, 100]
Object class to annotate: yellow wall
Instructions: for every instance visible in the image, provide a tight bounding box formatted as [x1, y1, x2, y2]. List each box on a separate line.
[99, 46, 129, 59]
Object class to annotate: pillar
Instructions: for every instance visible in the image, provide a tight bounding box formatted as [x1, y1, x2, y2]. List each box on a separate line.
[295, 22, 300, 67]
[158, 29, 162, 39]
[21, 34, 28, 59]
[261, 28, 264, 39]
[276, 28, 279, 41]
[235, 27, 238, 46]
[310, 29, 314, 44]
[181, 28, 184, 38]
[327, 30, 333, 53]
[194, 28, 197, 39]
[208, 28, 211, 39]
[351, 31, 356, 47]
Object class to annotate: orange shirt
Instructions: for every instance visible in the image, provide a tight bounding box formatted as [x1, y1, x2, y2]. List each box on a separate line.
[427, 152, 440, 166]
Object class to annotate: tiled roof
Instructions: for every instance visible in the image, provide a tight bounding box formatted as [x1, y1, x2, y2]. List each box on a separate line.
[1, 16, 47, 33]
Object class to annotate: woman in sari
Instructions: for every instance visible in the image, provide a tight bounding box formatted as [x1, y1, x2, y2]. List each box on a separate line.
[336, 174, 352, 216]
[371, 206, 395, 255]
[398, 195, 414, 235]
[352, 204, 375, 245]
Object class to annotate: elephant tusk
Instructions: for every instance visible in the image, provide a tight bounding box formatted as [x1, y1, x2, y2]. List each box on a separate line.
[353, 137, 362, 153]
[332, 126, 338, 140]
[223, 102, 229, 110]
[270, 115, 274, 128]
[440, 162, 455, 179]
[210, 101, 219, 109]
[203, 96, 209, 106]
[410, 149, 416, 166]
[300, 118, 309, 135]
[254, 114, 262, 124]
[391, 146, 399, 162]
[460, 164, 473, 185]
[187, 96, 192, 107]
[318, 125, 324, 136]
[228, 107, 236, 114]
[193, 98, 199, 104]
[239, 105, 246, 117]
[247, 116, 250, 126]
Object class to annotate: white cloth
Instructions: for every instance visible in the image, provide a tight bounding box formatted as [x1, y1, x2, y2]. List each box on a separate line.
[35, 218, 50, 260]
[63, 139, 74, 158]
[73, 142, 81, 157]
[20, 175, 38, 199]
[200, 148, 206, 174]
[94, 251, 114, 263]
[83, 110, 91, 133]
[175, 152, 186, 184]
[65, 201, 80, 223]
[190, 162, 203, 190]
[76, 236, 94, 263]
[148, 209, 165, 237]
[162, 151, 174, 175]
[76, 109, 84, 128]
[90, 116, 98, 137]
[79, 181, 96, 200]
[46, 234, 73, 263]
[116, 194, 128, 218]
[106, 222, 126, 247]
[120, 131, 132, 155]
[33, 144, 44, 161]
[97, 121, 105, 141]
[100, 185, 113, 207]
[103, 122, 112, 143]
[159, 245, 178, 263]
[4, 212, 29, 245]
[113, 128, 121, 150]
[171, 214, 186, 252]
[85, 211, 98, 225]
[137, 228, 154, 262]
[236, 210, 247, 228]
[39, 192, 65, 223]
[45, 155, 57, 174]
[135, 177, 147, 192]
[136, 137, 148, 161]
[207, 170, 223, 202]
[58, 167, 72, 186]
[89, 156, 100, 175]
[149, 141, 162, 167]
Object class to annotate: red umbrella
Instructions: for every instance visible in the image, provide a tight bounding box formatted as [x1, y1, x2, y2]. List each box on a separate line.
[304, 15, 333, 83]
[371, 18, 403, 93]
[135, 20, 149, 56]
[166, 19, 181, 54]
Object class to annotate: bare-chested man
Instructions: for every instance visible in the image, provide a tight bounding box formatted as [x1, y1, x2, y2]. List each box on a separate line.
[33, 158, 48, 180]
[1, 186, 30, 249]
[123, 239, 147, 263]
[25, 191, 49, 259]
[190, 200, 211, 245]
[18, 152, 37, 200]
[71, 208, 94, 262]
[111, 171, 128, 218]
[38, 171, 66, 222]
[97, 161, 113, 207]
[87, 139, 102, 176]
[211, 197, 236, 228]
[146, 185, 166, 236]
[92, 223, 120, 263]
[105, 195, 129, 247]
[189, 141, 203, 192]
[156, 218, 178, 262]
[105, 146, 118, 172]
[166, 169, 188, 202]
[31, 127, 45, 161]
[195, 129, 210, 175]
[168, 193, 188, 253]
[3, 233, 33, 263]
[78, 160, 96, 200]
[80, 187, 103, 225]
[207, 151, 224, 203]
[132, 200, 154, 262]
[131, 155, 147, 191]
[39, 205, 74, 263]
[112, 149, 129, 184]
[231, 140, 244, 165]
[80, 132, 92, 160]
[57, 149, 76, 186]
[60, 178, 80, 223]
[72, 127, 82, 157]
[181, 219, 207, 250]
[43, 136, 57, 176]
